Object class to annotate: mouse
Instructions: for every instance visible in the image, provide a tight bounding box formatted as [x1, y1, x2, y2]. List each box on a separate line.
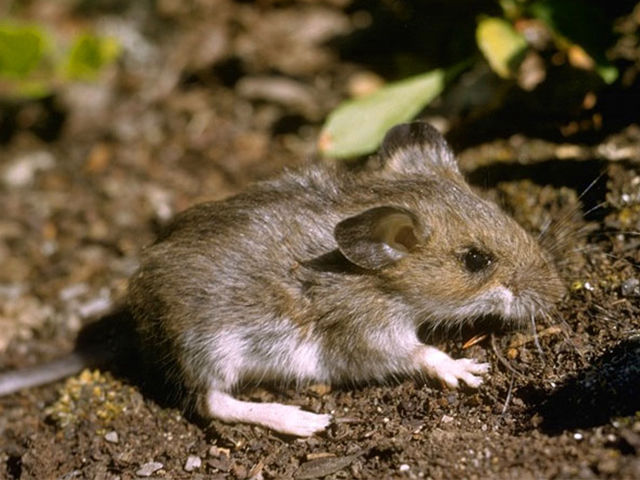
[0, 121, 565, 437]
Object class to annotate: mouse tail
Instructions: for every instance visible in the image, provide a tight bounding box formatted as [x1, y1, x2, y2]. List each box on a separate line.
[0, 349, 111, 397]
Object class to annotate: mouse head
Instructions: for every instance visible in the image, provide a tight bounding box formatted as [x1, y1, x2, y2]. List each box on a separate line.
[334, 122, 565, 329]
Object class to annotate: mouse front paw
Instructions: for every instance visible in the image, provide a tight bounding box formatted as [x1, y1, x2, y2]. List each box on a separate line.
[417, 346, 489, 389]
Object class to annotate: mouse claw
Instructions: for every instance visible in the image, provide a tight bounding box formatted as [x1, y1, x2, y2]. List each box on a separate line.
[447, 359, 489, 388]
[457, 359, 490, 388]
[418, 346, 489, 389]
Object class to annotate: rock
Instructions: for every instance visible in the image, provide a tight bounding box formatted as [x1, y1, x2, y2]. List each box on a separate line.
[208, 445, 230, 458]
[104, 431, 119, 444]
[441, 415, 454, 424]
[2, 151, 55, 188]
[77, 292, 112, 319]
[295, 454, 359, 479]
[184, 455, 202, 472]
[136, 461, 163, 477]
[59, 283, 89, 302]
[621, 278, 640, 297]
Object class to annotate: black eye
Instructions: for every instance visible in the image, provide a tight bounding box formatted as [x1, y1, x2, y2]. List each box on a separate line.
[462, 248, 493, 273]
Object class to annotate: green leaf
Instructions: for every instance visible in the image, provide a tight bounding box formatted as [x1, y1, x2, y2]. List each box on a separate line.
[0, 23, 46, 78]
[529, 0, 618, 83]
[319, 66, 462, 159]
[64, 33, 120, 80]
[476, 16, 528, 79]
[596, 64, 618, 84]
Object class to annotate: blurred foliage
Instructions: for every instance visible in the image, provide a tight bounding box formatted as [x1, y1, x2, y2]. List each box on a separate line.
[64, 33, 120, 80]
[320, 68, 447, 158]
[321, 0, 633, 158]
[0, 22, 120, 99]
[476, 16, 528, 79]
[320, 62, 473, 158]
[0, 23, 46, 78]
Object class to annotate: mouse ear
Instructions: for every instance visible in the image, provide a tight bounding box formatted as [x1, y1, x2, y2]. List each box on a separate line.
[379, 122, 460, 176]
[334, 206, 427, 270]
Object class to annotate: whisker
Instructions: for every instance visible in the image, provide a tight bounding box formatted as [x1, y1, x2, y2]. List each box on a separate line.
[537, 192, 595, 240]
[500, 372, 516, 416]
[578, 170, 607, 202]
[542, 205, 604, 245]
[490, 334, 524, 378]
[581, 200, 609, 219]
[543, 310, 586, 362]
[553, 246, 600, 268]
[544, 233, 592, 257]
[530, 312, 544, 358]
[535, 180, 600, 240]
[539, 169, 605, 243]
[537, 170, 609, 258]
[540, 216, 600, 261]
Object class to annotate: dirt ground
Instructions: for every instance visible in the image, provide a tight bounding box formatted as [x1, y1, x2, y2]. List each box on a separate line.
[1, 1, 640, 479]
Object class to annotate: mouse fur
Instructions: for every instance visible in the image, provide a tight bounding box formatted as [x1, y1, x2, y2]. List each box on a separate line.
[125, 121, 564, 436]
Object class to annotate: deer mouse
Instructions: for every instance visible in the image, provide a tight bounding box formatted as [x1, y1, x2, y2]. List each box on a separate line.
[0, 122, 564, 437]
[127, 121, 564, 436]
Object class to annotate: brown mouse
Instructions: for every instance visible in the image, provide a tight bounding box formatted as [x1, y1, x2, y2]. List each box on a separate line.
[0, 122, 564, 437]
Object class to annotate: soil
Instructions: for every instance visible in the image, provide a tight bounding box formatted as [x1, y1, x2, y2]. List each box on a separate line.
[1, 1, 640, 479]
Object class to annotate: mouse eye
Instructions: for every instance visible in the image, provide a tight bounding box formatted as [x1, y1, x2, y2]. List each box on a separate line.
[462, 247, 494, 273]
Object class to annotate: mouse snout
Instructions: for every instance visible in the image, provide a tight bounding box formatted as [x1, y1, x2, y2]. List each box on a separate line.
[487, 285, 517, 318]
[504, 259, 565, 316]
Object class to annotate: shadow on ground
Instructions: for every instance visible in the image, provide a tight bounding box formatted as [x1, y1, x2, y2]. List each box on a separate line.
[534, 337, 640, 433]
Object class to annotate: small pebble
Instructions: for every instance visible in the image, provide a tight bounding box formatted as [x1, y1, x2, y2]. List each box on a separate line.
[59, 283, 89, 302]
[441, 415, 454, 424]
[2, 151, 55, 188]
[184, 455, 202, 472]
[77, 295, 112, 318]
[136, 461, 163, 477]
[209, 445, 230, 458]
[307, 383, 331, 396]
[399, 463, 411, 472]
[621, 278, 640, 297]
[104, 431, 119, 444]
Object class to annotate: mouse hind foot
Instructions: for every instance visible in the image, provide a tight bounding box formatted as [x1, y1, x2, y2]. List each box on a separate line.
[202, 389, 331, 437]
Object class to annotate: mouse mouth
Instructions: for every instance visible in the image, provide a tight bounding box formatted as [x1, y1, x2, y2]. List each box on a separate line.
[417, 313, 518, 344]
[464, 313, 521, 335]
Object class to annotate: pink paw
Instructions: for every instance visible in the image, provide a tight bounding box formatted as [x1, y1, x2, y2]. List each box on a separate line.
[418, 346, 489, 388]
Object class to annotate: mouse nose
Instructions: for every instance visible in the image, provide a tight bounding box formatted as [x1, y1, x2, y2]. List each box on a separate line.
[496, 286, 515, 317]
[483, 285, 517, 319]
